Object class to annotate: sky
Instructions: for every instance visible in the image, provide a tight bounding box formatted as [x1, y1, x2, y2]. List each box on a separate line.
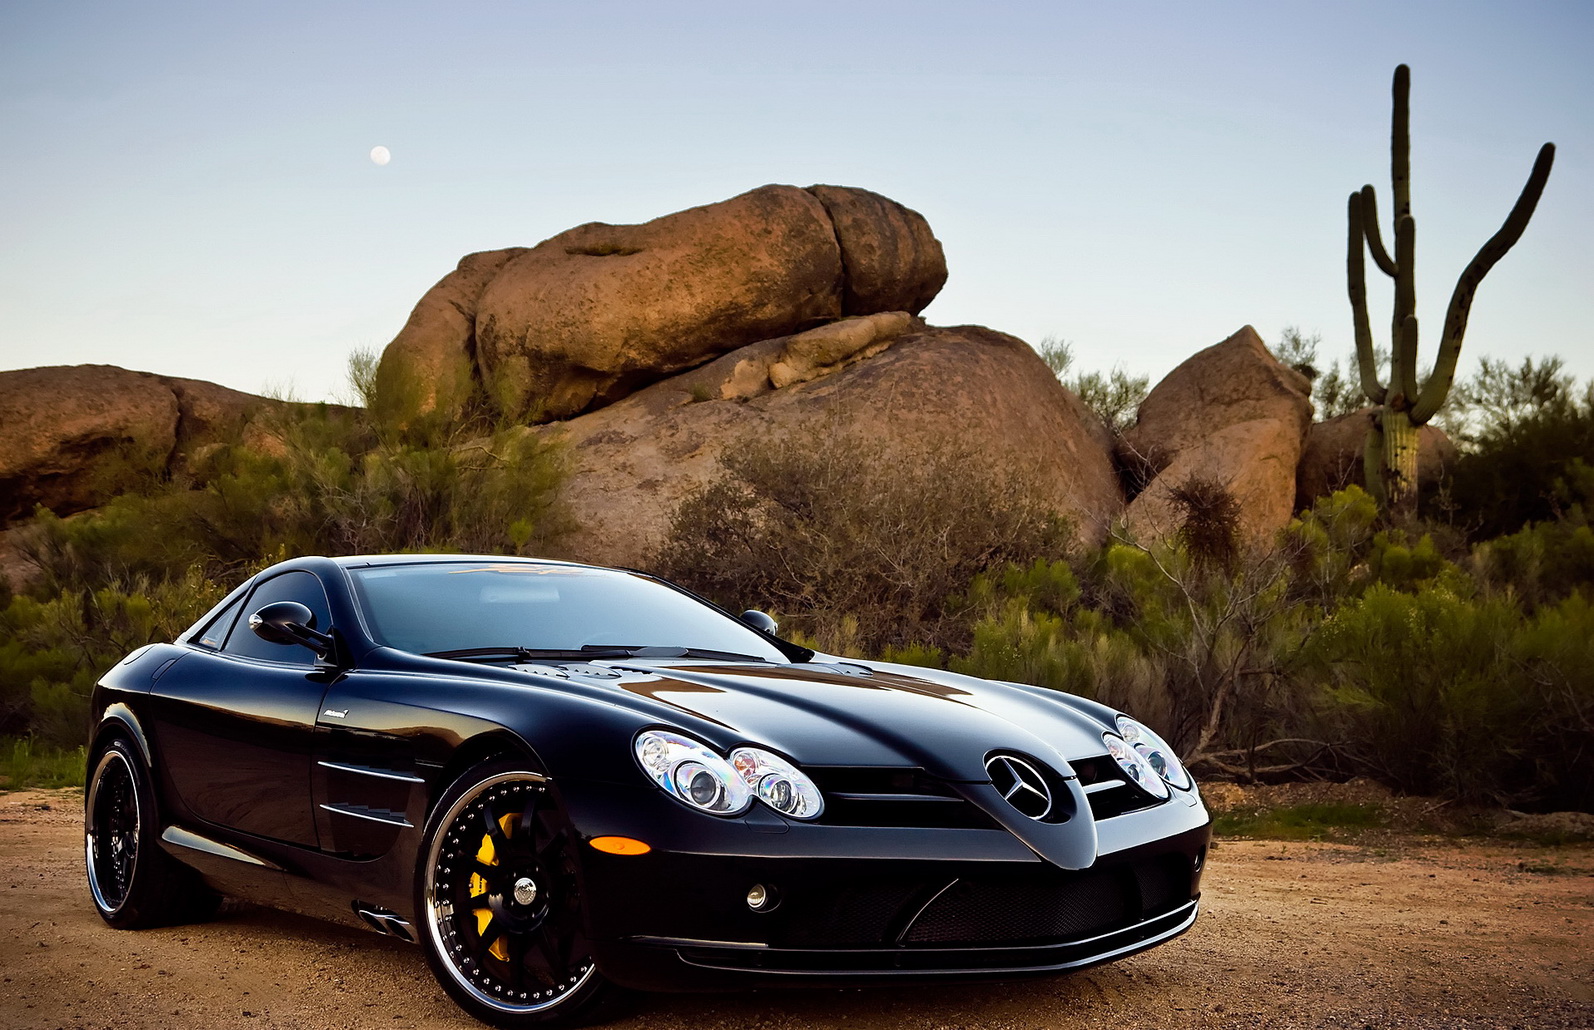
[2, 0, 1590, 404]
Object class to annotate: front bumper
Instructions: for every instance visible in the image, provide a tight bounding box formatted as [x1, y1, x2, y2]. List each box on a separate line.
[561, 781, 1211, 992]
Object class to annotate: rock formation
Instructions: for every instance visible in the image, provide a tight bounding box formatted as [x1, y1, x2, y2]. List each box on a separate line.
[541, 321, 1122, 567]
[3, 187, 1387, 573]
[1295, 407, 1458, 510]
[1119, 326, 1314, 544]
[372, 248, 526, 427]
[0, 365, 271, 525]
[375, 184, 947, 426]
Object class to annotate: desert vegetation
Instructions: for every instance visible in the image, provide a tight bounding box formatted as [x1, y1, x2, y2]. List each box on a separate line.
[656, 356, 1594, 814]
[2, 351, 1591, 816]
[0, 358, 571, 776]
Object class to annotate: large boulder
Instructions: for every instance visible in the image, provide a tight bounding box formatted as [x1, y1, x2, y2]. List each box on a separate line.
[379, 184, 946, 425]
[1124, 419, 1309, 546]
[1119, 326, 1314, 544]
[807, 185, 947, 315]
[541, 321, 1121, 568]
[0, 365, 268, 525]
[372, 248, 527, 425]
[1294, 407, 1459, 508]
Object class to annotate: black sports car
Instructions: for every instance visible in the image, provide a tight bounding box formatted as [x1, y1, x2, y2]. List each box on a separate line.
[85, 554, 1210, 1027]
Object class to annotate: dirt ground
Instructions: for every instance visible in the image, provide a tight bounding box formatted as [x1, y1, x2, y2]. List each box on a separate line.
[1, 788, 1589, 1030]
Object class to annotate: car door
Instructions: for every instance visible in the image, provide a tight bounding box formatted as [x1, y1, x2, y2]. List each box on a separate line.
[147, 570, 335, 848]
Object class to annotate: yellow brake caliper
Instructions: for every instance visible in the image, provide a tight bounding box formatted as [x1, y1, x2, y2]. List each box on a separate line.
[470, 813, 517, 961]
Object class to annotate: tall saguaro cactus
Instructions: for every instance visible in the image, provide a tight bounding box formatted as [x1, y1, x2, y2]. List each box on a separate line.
[1347, 64, 1554, 515]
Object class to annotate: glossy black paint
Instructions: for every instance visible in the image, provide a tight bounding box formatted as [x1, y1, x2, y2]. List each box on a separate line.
[88, 553, 1211, 994]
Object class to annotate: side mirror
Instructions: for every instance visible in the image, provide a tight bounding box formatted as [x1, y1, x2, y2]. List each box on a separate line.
[740, 609, 779, 635]
[250, 601, 334, 657]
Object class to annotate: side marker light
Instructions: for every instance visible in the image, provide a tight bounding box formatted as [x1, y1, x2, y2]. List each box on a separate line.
[588, 836, 651, 856]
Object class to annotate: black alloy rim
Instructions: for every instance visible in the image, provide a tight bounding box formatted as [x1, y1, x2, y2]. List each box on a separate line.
[425, 773, 595, 1012]
[86, 751, 139, 913]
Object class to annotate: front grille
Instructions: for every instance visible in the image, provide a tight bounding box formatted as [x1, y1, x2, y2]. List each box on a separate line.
[901, 855, 1194, 946]
[1134, 853, 1192, 916]
[780, 879, 928, 946]
[806, 767, 999, 829]
[760, 854, 1196, 950]
[1071, 754, 1166, 820]
[902, 868, 1135, 944]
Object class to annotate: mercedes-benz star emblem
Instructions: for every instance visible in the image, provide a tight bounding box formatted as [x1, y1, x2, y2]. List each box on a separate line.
[985, 754, 1054, 820]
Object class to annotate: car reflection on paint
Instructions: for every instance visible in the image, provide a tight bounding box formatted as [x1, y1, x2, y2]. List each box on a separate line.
[85, 554, 1210, 1028]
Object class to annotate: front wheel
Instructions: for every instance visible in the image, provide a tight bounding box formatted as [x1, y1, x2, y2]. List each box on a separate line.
[417, 760, 621, 1028]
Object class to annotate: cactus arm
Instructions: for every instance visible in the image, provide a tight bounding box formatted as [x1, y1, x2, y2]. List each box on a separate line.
[1412, 141, 1556, 424]
[1359, 185, 1398, 277]
[1393, 217, 1419, 403]
[1391, 65, 1412, 223]
[1347, 192, 1386, 405]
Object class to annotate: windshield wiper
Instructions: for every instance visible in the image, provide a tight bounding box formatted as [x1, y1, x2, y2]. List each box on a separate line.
[422, 645, 769, 663]
[585, 645, 772, 662]
[422, 646, 626, 662]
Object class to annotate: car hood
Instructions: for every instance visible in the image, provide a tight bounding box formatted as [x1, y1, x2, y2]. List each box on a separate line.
[498, 656, 1194, 869]
[549, 657, 1123, 869]
[582, 658, 1116, 782]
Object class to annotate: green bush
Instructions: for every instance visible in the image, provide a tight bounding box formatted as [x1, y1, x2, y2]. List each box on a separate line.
[2, 355, 572, 750]
[0, 570, 225, 747]
[0, 737, 87, 790]
[652, 427, 1071, 654]
[1447, 359, 1594, 539]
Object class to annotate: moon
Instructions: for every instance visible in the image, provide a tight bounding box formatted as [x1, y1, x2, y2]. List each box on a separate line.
[370, 146, 391, 166]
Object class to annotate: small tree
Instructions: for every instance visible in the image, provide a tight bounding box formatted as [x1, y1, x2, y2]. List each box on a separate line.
[1346, 64, 1554, 515]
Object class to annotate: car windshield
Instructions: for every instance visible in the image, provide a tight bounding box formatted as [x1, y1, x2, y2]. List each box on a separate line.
[347, 562, 788, 663]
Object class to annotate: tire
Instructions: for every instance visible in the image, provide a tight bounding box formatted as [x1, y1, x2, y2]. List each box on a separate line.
[416, 759, 624, 1028]
[85, 737, 221, 929]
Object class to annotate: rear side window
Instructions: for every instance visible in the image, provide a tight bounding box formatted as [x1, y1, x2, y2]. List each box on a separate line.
[223, 571, 333, 665]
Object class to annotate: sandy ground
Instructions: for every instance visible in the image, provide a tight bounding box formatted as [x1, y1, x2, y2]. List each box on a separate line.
[1, 788, 1590, 1030]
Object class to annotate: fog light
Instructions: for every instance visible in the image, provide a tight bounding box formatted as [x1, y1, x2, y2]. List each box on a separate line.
[746, 883, 776, 911]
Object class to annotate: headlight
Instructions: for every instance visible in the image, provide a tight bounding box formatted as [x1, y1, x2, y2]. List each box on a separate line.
[1114, 715, 1193, 791]
[730, 747, 824, 820]
[634, 730, 752, 816]
[1103, 732, 1170, 799]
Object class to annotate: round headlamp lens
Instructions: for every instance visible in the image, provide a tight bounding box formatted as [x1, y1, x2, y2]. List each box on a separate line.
[1114, 715, 1193, 790]
[1103, 732, 1170, 799]
[633, 730, 751, 816]
[730, 746, 824, 820]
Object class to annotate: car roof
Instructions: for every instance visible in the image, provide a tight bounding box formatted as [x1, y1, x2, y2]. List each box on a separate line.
[329, 554, 599, 570]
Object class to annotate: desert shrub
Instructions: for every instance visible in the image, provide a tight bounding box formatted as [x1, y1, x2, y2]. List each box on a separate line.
[0, 569, 225, 747]
[0, 737, 86, 790]
[1446, 359, 1594, 539]
[1511, 594, 1594, 810]
[950, 559, 1162, 719]
[1281, 485, 1382, 602]
[1035, 337, 1149, 435]
[1305, 583, 1534, 804]
[2, 353, 571, 751]
[1168, 475, 1242, 572]
[1472, 519, 1594, 608]
[652, 427, 1071, 654]
[947, 534, 1323, 781]
[15, 381, 570, 594]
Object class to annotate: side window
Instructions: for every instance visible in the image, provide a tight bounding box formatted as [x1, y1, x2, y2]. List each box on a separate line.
[223, 571, 333, 665]
[196, 593, 246, 650]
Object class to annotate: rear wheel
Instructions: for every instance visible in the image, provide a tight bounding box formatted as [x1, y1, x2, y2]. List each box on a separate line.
[85, 737, 219, 928]
[417, 760, 621, 1027]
